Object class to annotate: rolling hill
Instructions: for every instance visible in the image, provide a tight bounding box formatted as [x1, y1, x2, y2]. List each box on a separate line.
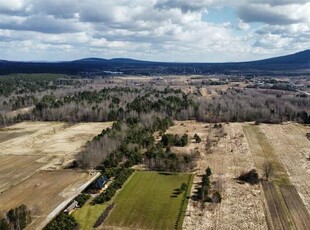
[0, 50, 309, 76]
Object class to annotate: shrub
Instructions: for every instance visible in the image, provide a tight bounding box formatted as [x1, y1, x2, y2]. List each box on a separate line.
[211, 191, 222, 203]
[44, 213, 78, 230]
[237, 169, 259, 185]
[194, 133, 201, 143]
[75, 193, 91, 207]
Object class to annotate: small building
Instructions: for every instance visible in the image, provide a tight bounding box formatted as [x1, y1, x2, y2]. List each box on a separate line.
[88, 175, 108, 193]
[64, 200, 78, 214]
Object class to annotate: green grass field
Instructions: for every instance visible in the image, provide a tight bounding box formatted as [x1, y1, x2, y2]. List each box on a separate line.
[72, 202, 107, 230]
[103, 171, 193, 230]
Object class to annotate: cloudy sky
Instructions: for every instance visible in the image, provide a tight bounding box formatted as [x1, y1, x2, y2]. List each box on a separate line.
[0, 0, 309, 62]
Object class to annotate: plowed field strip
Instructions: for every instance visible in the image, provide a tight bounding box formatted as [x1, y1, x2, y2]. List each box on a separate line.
[280, 185, 310, 230]
[261, 182, 295, 230]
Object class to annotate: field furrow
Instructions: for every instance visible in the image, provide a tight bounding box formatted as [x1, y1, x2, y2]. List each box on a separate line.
[280, 185, 310, 230]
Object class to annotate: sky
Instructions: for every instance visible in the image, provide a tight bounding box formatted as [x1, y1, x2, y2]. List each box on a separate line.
[0, 0, 309, 62]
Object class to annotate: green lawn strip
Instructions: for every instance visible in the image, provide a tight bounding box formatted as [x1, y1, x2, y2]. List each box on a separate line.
[104, 171, 192, 230]
[72, 201, 107, 230]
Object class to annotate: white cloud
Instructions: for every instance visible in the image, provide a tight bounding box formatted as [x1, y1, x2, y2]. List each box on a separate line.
[0, 0, 308, 62]
[0, 0, 26, 12]
[237, 20, 250, 30]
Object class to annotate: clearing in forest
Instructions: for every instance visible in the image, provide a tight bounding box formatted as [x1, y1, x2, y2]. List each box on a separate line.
[102, 171, 193, 230]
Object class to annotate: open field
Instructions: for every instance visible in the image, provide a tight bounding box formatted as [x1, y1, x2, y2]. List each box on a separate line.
[260, 123, 310, 212]
[177, 122, 267, 230]
[0, 121, 112, 229]
[243, 123, 310, 230]
[73, 202, 108, 230]
[102, 171, 193, 230]
[0, 121, 112, 157]
[0, 155, 44, 192]
[0, 170, 95, 230]
[0, 121, 112, 193]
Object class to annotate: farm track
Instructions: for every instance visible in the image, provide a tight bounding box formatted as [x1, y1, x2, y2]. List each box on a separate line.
[280, 185, 310, 230]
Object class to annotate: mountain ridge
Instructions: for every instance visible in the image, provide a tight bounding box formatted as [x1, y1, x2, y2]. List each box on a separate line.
[0, 49, 309, 76]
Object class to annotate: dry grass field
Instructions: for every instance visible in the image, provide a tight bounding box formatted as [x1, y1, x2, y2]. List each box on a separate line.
[0, 170, 95, 230]
[0, 121, 112, 229]
[174, 122, 268, 230]
[243, 123, 310, 230]
[260, 123, 310, 212]
[0, 121, 112, 157]
[0, 155, 44, 193]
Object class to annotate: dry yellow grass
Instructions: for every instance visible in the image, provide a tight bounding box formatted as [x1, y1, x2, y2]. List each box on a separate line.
[243, 123, 310, 230]
[177, 122, 268, 230]
[0, 121, 112, 157]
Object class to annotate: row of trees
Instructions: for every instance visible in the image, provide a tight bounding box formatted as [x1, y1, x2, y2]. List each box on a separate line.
[93, 168, 134, 204]
[44, 213, 78, 230]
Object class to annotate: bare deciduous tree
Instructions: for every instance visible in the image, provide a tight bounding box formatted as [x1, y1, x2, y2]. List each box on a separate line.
[263, 160, 273, 181]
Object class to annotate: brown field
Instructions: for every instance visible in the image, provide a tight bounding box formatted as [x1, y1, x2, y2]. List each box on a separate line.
[261, 182, 294, 230]
[280, 185, 310, 230]
[243, 123, 310, 230]
[0, 121, 112, 157]
[260, 123, 310, 212]
[0, 121, 112, 229]
[176, 122, 267, 230]
[0, 155, 44, 193]
[0, 170, 95, 230]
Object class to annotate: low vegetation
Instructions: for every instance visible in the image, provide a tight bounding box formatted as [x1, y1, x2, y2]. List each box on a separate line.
[103, 171, 193, 229]
[0, 205, 31, 230]
[74, 193, 91, 207]
[237, 169, 260, 185]
[44, 213, 78, 230]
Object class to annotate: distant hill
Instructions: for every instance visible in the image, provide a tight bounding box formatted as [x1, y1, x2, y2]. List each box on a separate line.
[0, 50, 309, 76]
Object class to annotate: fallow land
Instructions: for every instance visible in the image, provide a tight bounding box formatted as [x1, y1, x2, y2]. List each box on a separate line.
[0, 121, 112, 229]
